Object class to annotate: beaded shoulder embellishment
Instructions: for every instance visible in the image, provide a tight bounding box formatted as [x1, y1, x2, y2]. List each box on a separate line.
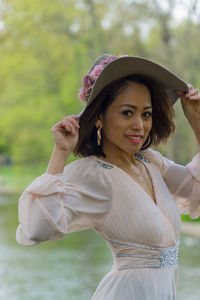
[94, 153, 149, 169]
[134, 153, 150, 163]
[96, 161, 114, 169]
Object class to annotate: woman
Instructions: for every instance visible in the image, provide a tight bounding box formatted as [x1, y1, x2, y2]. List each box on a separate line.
[16, 54, 200, 299]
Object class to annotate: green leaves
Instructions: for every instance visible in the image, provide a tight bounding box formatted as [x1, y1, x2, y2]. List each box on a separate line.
[0, 0, 200, 164]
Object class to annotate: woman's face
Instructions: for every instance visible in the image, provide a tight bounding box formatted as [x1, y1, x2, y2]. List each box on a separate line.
[99, 82, 153, 157]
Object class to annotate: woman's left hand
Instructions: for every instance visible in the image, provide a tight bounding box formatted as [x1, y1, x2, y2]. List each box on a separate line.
[177, 84, 200, 123]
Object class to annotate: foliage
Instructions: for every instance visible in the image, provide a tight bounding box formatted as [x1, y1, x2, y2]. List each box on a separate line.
[0, 0, 200, 164]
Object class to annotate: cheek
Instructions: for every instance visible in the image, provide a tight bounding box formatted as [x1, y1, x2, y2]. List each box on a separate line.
[145, 119, 152, 132]
[104, 115, 122, 130]
[149, 120, 153, 130]
[103, 116, 125, 138]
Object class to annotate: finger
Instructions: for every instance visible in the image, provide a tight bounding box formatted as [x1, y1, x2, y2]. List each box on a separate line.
[67, 119, 80, 131]
[186, 94, 200, 101]
[187, 84, 193, 91]
[64, 116, 80, 128]
[185, 88, 200, 98]
[62, 120, 77, 135]
[66, 120, 79, 135]
[176, 90, 185, 97]
[53, 120, 75, 135]
[185, 90, 197, 97]
[65, 115, 79, 122]
[51, 117, 79, 134]
[71, 115, 79, 120]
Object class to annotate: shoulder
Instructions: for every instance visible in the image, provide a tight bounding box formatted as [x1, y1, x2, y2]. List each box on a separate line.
[140, 148, 163, 162]
[64, 156, 114, 175]
[140, 148, 174, 175]
[63, 156, 115, 190]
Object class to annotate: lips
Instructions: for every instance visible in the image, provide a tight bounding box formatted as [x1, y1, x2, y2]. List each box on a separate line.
[126, 134, 144, 144]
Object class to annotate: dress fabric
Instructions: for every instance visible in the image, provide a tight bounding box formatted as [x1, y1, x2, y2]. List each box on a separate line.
[16, 149, 200, 300]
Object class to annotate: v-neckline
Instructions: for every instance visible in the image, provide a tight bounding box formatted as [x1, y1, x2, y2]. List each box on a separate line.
[90, 155, 158, 207]
[117, 161, 158, 207]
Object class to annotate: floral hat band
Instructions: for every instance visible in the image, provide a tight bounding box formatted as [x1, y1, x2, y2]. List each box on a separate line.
[78, 54, 127, 103]
[77, 53, 188, 116]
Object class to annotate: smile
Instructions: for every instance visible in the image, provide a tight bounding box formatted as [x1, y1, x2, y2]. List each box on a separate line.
[126, 135, 143, 144]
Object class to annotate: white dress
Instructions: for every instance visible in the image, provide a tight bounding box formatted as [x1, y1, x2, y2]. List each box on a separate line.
[16, 149, 200, 299]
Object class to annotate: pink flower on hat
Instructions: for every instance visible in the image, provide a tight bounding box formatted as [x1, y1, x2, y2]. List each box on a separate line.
[101, 55, 119, 67]
[90, 64, 104, 79]
[78, 55, 127, 102]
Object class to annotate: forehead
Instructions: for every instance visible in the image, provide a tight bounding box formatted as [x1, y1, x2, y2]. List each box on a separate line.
[113, 81, 152, 107]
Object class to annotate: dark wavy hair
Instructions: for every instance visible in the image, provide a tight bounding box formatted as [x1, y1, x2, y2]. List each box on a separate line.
[73, 75, 175, 158]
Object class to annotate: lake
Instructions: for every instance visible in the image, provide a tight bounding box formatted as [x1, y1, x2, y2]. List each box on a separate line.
[0, 194, 200, 300]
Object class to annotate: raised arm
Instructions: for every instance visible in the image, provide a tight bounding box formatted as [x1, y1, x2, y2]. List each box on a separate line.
[16, 115, 112, 246]
[46, 115, 80, 174]
[177, 84, 200, 146]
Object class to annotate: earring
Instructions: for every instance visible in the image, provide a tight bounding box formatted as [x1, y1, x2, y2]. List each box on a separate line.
[141, 134, 151, 149]
[97, 126, 102, 146]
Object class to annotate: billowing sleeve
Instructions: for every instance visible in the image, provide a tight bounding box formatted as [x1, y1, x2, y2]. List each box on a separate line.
[148, 149, 200, 219]
[16, 158, 112, 246]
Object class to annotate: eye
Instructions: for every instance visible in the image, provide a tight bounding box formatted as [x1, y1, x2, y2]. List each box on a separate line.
[143, 111, 152, 118]
[122, 110, 133, 117]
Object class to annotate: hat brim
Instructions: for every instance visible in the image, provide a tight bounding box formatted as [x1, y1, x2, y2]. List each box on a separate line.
[78, 56, 188, 116]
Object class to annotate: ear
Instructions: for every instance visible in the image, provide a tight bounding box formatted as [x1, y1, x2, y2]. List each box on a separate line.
[95, 114, 103, 128]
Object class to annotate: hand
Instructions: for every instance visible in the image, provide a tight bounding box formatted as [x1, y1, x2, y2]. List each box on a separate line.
[177, 84, 200, 123]
[51, 115, 80, 152]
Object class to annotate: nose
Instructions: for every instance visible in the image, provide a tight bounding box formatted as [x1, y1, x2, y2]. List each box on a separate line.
[131, 115, 144, 130]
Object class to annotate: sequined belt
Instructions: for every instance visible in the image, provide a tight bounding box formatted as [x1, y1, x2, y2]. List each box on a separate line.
[108, 239, 179, 271]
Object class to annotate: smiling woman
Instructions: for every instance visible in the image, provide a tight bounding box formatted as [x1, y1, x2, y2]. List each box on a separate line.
[16, 54, 200, 300]
[75, 74, 175, 161]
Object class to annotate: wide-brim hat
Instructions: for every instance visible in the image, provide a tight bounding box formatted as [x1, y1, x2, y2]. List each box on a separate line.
[78, 54, 188, 116]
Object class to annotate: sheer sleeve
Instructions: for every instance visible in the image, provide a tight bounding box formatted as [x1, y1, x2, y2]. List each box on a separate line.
[16, 158, 112, 246]
[145, 149, 200, 219]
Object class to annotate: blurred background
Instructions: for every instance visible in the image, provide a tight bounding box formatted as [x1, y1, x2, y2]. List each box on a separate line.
[0, 0, 200, 299]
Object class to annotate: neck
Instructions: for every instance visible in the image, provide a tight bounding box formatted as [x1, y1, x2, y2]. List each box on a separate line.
[97, 149, 140, 167]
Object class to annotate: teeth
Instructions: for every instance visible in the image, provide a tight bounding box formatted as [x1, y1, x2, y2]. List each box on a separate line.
[128, 136, 141, 140]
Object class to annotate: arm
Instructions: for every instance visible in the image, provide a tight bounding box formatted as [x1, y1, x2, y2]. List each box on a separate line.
[16, 159, 112, 246]
[148, 149, 200, 219]
[177, 85, 200, 146]
[16, 115, 80, 245]
[17, 115, 112, 246]
[46, 147, 70, 174]
[46, 115, 80, 174]
[164, 154, 200, 219]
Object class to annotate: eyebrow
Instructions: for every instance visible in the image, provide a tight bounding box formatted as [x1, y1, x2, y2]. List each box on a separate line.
[120, 104, 152, 109]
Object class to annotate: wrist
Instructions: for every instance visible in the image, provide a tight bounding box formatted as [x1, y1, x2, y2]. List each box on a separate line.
[188, 119, 200, 132]
[189, 122, 200, 146]
[54, 145, 71, 156]
[46, 147, 71, 175]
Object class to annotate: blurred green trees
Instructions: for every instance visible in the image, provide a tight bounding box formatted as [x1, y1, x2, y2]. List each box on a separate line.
[0, 0, 200, 165]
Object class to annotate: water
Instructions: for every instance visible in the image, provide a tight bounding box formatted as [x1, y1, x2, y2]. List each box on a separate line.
[0, 194, 200, 300]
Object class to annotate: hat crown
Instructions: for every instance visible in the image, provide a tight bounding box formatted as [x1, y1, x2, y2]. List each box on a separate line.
[89, 54, 111, 73]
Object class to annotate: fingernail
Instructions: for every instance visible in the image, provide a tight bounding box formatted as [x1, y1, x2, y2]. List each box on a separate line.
[71, 115, 79, 120]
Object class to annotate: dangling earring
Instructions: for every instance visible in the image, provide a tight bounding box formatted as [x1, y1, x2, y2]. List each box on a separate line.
[146, 134, 151, 145]
[97, 126, 102, 146]
[141, 134, 151, 149]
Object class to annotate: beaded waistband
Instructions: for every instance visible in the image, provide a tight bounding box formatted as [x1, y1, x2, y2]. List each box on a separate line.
[108, 239, 179, 270]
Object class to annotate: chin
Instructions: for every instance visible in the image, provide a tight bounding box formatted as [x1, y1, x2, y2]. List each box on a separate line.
[124, 146, 141, 155]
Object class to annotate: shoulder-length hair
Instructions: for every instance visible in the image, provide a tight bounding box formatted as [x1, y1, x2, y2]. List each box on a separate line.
[73, 75, 175, 158]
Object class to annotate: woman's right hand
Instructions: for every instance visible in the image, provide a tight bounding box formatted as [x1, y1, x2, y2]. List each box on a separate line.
[51, 115, 80, 152]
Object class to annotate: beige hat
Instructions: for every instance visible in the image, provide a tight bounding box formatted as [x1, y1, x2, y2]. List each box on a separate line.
[78, 54, 188, 116]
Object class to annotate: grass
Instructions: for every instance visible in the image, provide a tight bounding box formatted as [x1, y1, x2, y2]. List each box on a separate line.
[181, 215, 200, 222]
[0, 164, 47, 192]
[0, 153, 77, 192]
